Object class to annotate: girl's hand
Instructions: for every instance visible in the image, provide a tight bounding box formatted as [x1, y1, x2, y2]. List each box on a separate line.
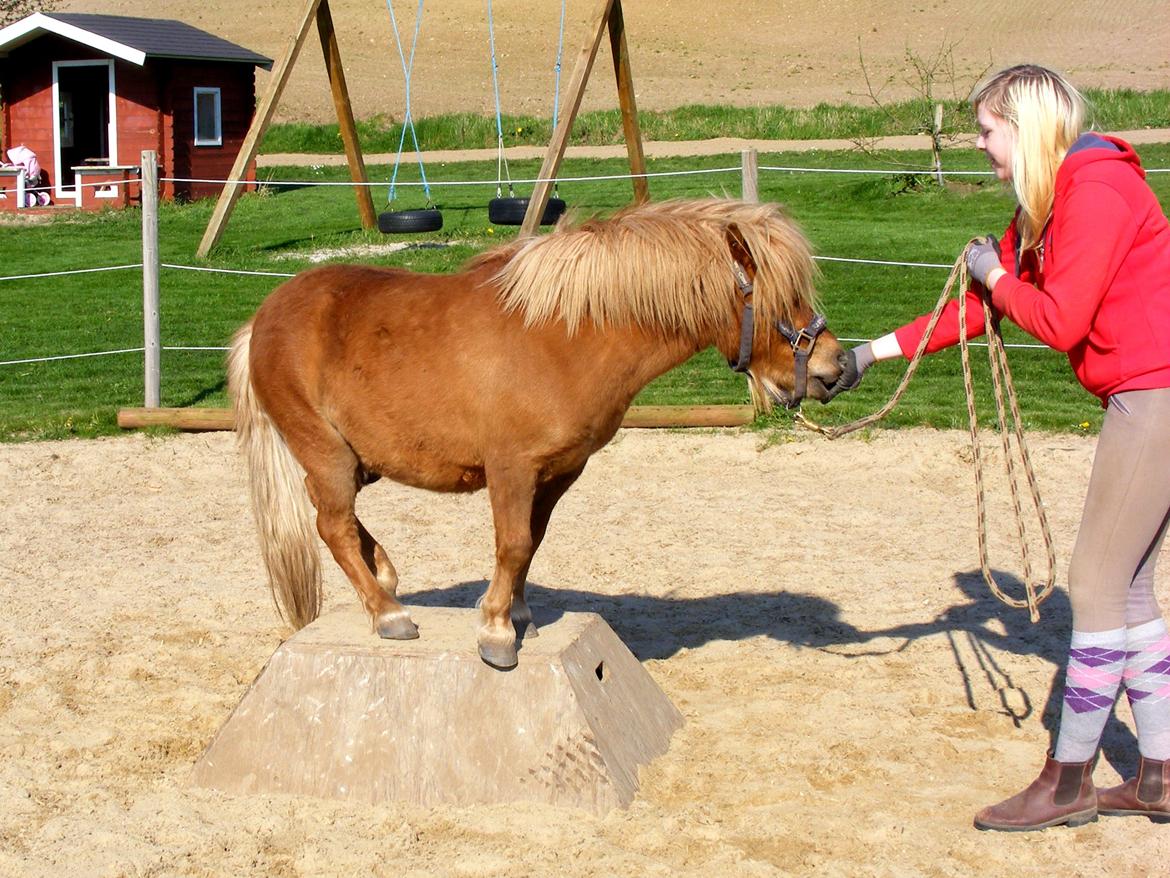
[966, 236, 1003, 287]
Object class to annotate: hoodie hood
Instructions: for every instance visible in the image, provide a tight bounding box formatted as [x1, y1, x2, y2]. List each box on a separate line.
[1058, 133, 1145, 191]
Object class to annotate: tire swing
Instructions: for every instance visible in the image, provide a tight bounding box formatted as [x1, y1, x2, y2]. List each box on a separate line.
[485, 0, 567, 227]
[378, 0, 442, 235]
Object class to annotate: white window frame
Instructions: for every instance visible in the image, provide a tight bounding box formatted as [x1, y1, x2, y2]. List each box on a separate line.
[193, 87, 223, 147]
[51, 59, 117, 200]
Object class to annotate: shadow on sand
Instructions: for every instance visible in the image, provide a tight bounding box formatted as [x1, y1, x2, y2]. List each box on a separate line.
[408, 567, 1138, 776]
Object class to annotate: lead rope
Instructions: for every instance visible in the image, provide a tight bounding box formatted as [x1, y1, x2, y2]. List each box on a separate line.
[796, 242, 1056, 622]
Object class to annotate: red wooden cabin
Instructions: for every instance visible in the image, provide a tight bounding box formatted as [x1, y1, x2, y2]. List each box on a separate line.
[0, 12, 271, 210]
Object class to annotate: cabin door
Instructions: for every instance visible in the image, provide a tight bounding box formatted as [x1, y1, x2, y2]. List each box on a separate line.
[53, 61, 118, 199]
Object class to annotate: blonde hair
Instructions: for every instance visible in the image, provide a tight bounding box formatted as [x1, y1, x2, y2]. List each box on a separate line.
[971, 65, 1085, 251]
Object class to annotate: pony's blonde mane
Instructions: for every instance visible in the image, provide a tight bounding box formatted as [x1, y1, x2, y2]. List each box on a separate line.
[479, 198, 818, 336]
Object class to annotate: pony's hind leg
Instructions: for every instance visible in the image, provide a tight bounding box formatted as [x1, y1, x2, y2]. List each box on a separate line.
[302, 449, 417, 640]
[358, 520, 400, 597]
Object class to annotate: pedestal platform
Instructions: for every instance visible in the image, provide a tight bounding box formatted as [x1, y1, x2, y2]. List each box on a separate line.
[191, 605, 683, 814]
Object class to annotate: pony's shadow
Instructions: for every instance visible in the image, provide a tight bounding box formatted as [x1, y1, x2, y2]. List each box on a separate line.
[408, 568, 1137, 777]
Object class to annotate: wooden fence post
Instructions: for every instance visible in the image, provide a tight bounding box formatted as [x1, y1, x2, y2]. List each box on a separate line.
[932, 103, 945, 187]
[141, 150, 160, 408]
[741, 148, 758, 202]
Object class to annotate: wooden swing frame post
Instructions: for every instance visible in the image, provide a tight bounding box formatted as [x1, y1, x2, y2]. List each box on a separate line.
[197, 0, 375, 258]
[520, 0, 647, 237]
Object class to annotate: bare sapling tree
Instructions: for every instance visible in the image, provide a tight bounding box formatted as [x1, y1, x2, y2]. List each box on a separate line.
[853, 38, 992, 187]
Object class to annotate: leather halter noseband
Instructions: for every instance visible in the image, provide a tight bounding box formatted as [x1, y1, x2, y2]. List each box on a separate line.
[727, 261, 827, 406]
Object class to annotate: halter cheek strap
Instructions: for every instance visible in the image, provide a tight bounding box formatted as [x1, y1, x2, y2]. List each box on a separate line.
[775, 313, 827, 406]
[729, 260, 756, 373]
[727, 260, 827, 406]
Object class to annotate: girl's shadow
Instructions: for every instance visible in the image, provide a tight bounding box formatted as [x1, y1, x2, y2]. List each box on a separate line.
[408, 569, 1138, 777]
[911, 571, 1136, 777]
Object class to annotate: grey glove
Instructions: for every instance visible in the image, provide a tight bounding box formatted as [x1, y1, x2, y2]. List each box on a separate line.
[822, 342, 876, 402]
[966, 235, 1002, 287]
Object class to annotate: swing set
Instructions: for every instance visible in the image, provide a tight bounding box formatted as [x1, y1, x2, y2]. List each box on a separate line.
[482, 0, 567, 228]
[197, 0, 648, 256]
[377, 0, 567, 233]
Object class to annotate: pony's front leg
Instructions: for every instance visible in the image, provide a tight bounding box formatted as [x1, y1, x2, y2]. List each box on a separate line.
[509, 464, 588, 638]
[479, 464, 538, 669]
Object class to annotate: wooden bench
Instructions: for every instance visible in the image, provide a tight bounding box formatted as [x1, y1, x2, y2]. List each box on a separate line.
[71, 164, 141, 209]
[0, 166, 28, 210]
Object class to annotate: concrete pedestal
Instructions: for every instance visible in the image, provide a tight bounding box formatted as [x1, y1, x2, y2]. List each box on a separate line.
[191, 605, 683, 814]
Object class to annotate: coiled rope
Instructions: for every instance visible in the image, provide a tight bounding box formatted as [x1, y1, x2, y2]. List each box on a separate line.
[797, 241, 1056, 622]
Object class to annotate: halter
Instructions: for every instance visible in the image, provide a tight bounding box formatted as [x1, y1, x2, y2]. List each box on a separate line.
[727, 261, 827, 407]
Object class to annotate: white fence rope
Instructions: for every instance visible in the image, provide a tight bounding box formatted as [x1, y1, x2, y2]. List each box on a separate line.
[160, 263, 297, 278]
[0, 347, 146, 367]
[167, 162, 1170, 190]
[0, 254, 965, 284]
[6, 149, 1168, 367]
[0, 254, 1059, 365]
[0, 263, 143, 282]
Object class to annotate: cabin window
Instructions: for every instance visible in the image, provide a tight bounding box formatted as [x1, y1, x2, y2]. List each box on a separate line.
[194, 87, 222, 147]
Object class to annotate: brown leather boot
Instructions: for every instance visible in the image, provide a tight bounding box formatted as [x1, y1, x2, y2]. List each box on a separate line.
[1098, 756, 1170, 822]
[974, 752, 1098, 832]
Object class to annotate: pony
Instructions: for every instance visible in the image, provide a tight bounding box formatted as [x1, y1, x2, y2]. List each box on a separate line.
[228, 197, 846, 668]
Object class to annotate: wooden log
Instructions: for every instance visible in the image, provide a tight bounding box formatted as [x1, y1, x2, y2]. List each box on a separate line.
[618, 405, 755, 428]
[116, 404, 756, 432]
[117, 407, 235, 431]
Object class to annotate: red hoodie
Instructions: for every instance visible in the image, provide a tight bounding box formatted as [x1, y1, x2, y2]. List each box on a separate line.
[893, 134, 1170, 403]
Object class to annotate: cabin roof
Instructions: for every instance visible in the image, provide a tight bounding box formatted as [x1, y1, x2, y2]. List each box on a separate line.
[0, 12, 273, 69]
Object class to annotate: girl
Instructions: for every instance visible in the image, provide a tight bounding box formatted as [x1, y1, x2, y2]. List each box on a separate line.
[830, 64, 1170, 831]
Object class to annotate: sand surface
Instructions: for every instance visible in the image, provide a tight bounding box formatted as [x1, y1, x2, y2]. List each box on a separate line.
[2, 426, 1169, 876]
[8, 3, 1170, 874]
[55, 0, 1170, 123]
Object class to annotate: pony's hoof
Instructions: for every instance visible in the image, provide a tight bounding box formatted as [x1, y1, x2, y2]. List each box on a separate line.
[477, 630, 518, 670]
[375, 611, 419, 640]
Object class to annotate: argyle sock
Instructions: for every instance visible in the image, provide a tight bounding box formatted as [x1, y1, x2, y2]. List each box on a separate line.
[1123, 618, 1170, 760]
[1053, 628, 1127, 763]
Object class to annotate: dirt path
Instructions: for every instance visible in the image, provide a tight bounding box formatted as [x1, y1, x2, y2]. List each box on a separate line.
[2, 428, 1168, 876]
[256, 128, 1170, 168]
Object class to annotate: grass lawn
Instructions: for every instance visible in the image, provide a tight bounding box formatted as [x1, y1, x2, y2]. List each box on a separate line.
[3, 142, 1168, 442]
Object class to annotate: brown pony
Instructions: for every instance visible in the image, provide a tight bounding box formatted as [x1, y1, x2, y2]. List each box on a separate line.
[228, 197, 845, 668]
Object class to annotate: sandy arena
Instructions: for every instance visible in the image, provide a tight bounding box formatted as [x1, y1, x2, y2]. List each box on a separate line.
[2, 427, 1168, 876]
[8, 1, 1170, 874]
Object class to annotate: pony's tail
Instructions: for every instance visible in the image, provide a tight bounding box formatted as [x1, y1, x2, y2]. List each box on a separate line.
[227, 324, 322, 629]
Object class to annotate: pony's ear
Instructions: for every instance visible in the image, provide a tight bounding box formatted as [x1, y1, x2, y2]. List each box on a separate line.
[725, 223, 756, 280]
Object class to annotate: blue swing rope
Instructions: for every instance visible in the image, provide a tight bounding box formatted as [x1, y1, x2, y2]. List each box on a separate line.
[385, 0, 434, 206]
[486, 0, 568, 200]
[485, 0, 512, 198]
[550, 0, 566, 198]
[552, 0, 566, 135]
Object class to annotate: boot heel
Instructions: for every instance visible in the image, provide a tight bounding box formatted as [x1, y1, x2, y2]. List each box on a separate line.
[1066, 809, 1098, 828]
